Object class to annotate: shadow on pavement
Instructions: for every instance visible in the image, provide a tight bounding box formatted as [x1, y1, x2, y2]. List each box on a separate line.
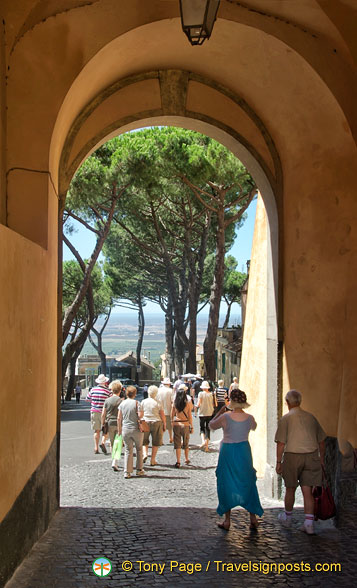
[61, 402, 90, 422]
[6, 506, 354, 588]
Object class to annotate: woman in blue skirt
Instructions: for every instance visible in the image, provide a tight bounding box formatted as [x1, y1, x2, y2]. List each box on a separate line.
[209, 388, 263, 530]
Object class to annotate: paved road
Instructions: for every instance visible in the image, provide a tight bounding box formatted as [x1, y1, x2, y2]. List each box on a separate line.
[5, 399, 357, 587]
[60, 398, 282, 510]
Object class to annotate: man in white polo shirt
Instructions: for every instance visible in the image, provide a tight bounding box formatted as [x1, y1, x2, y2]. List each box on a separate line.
[275, 389, 326, 535]
[157, 377, 175, 443]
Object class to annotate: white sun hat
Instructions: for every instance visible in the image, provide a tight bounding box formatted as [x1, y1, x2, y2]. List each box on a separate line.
[95, 374, 109, 384]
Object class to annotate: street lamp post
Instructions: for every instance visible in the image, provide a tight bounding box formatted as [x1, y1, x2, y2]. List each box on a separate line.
[179, 0, 220, 46]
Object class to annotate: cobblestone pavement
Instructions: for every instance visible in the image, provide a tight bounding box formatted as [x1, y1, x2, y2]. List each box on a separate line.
[5, 402, 357, 587]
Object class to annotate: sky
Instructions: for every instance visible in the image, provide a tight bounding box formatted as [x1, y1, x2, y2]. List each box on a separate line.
[63, 197, 257, 317]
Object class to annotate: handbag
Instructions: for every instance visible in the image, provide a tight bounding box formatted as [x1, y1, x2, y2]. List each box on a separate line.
[111, 433, 123, 461]
[136, 401, 150, 432]
[312, 465, 336, 521]
[101, 422, 108, 435]
[139, 420, 150, 433]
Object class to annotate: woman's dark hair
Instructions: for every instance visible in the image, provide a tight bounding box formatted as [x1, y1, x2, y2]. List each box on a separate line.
[174, 389, 187, 413]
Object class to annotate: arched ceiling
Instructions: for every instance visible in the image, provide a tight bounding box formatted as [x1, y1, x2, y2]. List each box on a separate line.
[50, 16, 354, 192]
[4, 0, 355, 64]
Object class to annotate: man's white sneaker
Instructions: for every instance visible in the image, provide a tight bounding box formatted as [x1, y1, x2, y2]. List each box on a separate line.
[300, 522, 315, 535]
[278, 512, 292, 527]
[124, 473, 131, 479]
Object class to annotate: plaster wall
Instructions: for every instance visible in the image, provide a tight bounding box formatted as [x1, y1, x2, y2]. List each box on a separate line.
[279, 99, 357, 447]
[0, 178, 58, 522]
[239, 195, 268, 477]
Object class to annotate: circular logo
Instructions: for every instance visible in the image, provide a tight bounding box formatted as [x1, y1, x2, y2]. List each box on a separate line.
[92, 557, 112, 577]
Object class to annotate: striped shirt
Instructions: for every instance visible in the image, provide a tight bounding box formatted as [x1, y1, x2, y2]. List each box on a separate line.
[86, 385, 111, 412]
[215, 387, 228, 404]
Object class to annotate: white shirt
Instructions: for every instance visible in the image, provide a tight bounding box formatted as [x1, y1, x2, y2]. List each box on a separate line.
[141, 397, 163, 422]
[156, 386, 174, 415]
[173, 378, 183, 393]
[197, 391, 214, 417]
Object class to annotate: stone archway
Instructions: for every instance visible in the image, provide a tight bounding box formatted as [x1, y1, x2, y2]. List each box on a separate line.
[2, 3, 357, 583]
[55, 70, 281, 490]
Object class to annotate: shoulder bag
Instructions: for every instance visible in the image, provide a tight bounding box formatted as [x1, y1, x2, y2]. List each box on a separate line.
[312, 465, 336, 521]
[136, 401, 150, 433]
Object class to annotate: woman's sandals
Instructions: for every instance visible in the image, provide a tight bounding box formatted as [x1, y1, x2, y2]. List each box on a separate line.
[217, 522, 230, 531]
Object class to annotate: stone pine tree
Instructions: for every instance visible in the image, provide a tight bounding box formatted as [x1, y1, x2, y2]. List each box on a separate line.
[62, 260, 112, 398]
[104, 235, 153, 382]
[64, 128, 254, 380]
[88, 294, 115, 375]
[104, 128, 245, 375]
[102, 129, 219, 375]
[175, 140, 256, 380]
[62, 147, 127, 345]
[201, 254, 247, 329]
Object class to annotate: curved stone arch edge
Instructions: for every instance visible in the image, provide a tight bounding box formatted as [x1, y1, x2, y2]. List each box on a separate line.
[56, 70, 281, 191]
[59, 111, 279, 202]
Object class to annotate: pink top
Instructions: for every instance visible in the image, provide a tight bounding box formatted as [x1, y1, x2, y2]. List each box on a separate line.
[209, 411, 257, 443]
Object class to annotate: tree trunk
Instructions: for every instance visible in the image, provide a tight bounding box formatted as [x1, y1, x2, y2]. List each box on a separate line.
[66, 355, 77, 401]
[164, 299, 175, 379]
[99, 345, 106, 375]
[223, 301, 233, 329]
[89, 331, 106, 375]
[174, 333, 185, 376]
[62, 282, 95, 386]
[62, 192, 119, 343]
[187, 303, 197, 374]
[136, 296, 145, 384]
[89, 305, 113, 375]
[64, 337, 86, 400]
[186, 211, 211, 374]
[203, 209, 226, 380]
[62, 323, 90, 385]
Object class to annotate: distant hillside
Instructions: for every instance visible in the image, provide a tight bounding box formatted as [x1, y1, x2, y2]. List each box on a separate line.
[82, 310, 241, 363]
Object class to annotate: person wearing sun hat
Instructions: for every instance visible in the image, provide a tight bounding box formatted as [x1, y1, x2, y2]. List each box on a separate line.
[86, 374, 111, 454]
[197, 380, 215, 452]
[209, 388, 263, 531]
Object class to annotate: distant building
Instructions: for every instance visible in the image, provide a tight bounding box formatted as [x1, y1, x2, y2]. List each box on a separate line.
[160, 344, 204, 380]
[116, 351, 155, 382]
[215, 327, 243, 388]
[77, 352, 154, 385]
[240, 276, 249, 331]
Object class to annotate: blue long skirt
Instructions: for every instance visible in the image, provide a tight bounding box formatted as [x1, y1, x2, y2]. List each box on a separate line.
[216, 441, 263, 517]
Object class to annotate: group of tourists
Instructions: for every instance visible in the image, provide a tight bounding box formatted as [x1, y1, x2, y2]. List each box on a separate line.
[86, 374, 327, 535]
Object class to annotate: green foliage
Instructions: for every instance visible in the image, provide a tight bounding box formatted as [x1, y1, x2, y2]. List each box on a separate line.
[63, 260, 112, 325]
[64, 127, 254, 357]
[223, 256, 247, 305]
[200, 254, 246, 305]
[67, 157, 110, 218]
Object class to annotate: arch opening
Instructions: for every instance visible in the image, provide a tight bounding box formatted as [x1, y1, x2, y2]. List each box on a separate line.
[59, 118, 279, 491]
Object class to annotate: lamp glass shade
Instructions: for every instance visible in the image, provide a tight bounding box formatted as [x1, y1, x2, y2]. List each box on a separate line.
[180, 0, 220, 45]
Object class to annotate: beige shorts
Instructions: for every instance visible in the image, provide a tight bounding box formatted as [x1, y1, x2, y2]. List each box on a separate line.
[165, 415, 172, 432]
[143, 421, 163, 447]
[282, 451, 322, 488]
[90, 411, 102, 431]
